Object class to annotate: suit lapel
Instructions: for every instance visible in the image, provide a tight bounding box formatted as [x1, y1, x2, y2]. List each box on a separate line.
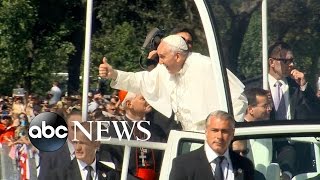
[67, 159, 82, 180]
[197, 147, 215, 180]
[97, 161, 116, 180]
[229, 150, 244, 180]
[287, 77, 298, 119]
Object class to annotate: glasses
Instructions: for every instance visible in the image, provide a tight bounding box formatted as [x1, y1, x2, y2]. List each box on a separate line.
[234, 148, 250, 156]
[271, 57, 294, 64]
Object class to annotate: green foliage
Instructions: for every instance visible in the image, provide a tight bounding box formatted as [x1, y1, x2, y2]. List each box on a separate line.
[90, 22, 141, 78]
[0, 0, 76, 95]
[237, 0, 320, 87]
[238, 11, 262, 79]
[0, 0, 319, 96]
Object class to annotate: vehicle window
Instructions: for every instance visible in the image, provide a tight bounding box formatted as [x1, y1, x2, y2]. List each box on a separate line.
[177, 138, 204, 156]
[232, 136, 320, 179]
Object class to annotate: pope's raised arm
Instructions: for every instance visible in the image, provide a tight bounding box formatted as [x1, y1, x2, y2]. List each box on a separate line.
[96, 34, 247, 132]
[98, 57, 118, 80]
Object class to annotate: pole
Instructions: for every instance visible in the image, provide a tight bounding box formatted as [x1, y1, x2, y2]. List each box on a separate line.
[262, 0, 269, 90]
[82, 0, 93, 121]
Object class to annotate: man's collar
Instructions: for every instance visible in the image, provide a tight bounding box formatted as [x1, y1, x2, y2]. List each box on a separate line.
[268, 74, 287, 86]
[77, 158, 97, 172]
[204, 141, 231, 163]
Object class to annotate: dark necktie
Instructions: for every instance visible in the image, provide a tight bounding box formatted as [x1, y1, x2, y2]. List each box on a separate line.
[85, 165, 93, 180]
[274, 81, 287, 120]
[214, 156, 224, 180]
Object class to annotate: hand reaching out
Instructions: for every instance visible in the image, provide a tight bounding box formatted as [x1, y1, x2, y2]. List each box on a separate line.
[98, 57, 118, 80]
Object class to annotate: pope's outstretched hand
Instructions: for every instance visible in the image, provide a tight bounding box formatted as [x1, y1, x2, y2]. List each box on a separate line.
[98, 57, 117, 80]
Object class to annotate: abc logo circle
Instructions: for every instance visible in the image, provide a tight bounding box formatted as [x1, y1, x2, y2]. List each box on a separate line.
[28, 112, 68, 152]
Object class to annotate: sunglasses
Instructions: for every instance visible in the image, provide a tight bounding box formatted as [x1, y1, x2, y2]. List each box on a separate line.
[233, 148, 250, 156]
[271, 57, 294, 64]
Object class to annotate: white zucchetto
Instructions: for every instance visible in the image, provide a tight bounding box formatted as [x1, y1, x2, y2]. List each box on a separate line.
[162, 35, 188, 51]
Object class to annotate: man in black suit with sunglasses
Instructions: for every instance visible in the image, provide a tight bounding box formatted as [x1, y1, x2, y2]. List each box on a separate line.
[267, 41, 320, 180]
[267, 41, 320, 121]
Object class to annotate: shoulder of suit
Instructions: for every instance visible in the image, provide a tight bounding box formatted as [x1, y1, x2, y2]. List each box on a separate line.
[97, 161, 116, 172]
[230, 150, 254, 167]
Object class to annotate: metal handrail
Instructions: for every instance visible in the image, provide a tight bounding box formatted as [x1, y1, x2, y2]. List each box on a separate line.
[100, 138, 167, 180]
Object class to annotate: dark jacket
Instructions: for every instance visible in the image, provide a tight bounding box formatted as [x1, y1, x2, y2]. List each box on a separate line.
[169, 146, 254, 180]
[46, 158, 120, 180]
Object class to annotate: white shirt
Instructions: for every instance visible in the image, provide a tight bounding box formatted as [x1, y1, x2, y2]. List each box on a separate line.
[67, 139, 75, 160]
[268, 74, 291, 119]
[88, 101, 99, 113]
[49, 85, 62, 105]
[77, 159, 97, 180]
[111, 52, 247, 131]
[204, 142, 234, 180]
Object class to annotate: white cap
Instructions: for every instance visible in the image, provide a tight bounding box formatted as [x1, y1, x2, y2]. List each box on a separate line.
[162, 35, 188, 51]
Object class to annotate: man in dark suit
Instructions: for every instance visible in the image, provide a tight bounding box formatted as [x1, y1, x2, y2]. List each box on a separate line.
[270, 40, 319, 120]
[38, 110, 81, 180]
[169, 110, 254, 180]
[245, 41, 320, 121]
[267, 41, 320, 179]
[46, 121, 120, 180]
[39, 110, 119, 180]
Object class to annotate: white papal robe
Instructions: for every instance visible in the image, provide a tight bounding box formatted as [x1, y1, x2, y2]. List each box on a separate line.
[110, 52, 247, 131]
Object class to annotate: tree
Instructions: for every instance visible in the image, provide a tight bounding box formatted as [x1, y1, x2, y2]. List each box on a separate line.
[210, 0, 262, 76]
[0, 0, 94, 96]
[238, 0, 320, 89]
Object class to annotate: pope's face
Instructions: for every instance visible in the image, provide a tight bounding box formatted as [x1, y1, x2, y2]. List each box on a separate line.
[157, 42, 183, 74]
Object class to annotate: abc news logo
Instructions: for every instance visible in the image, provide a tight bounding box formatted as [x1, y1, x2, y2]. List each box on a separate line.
[29, 112, 151, 152]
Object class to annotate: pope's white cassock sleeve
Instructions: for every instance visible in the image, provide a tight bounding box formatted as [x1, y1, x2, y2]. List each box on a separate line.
[110, 52, 246, 131]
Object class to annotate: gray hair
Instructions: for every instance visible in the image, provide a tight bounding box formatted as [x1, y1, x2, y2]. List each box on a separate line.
[121, 92, 138, 109]
[205, 110, 235, 128]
